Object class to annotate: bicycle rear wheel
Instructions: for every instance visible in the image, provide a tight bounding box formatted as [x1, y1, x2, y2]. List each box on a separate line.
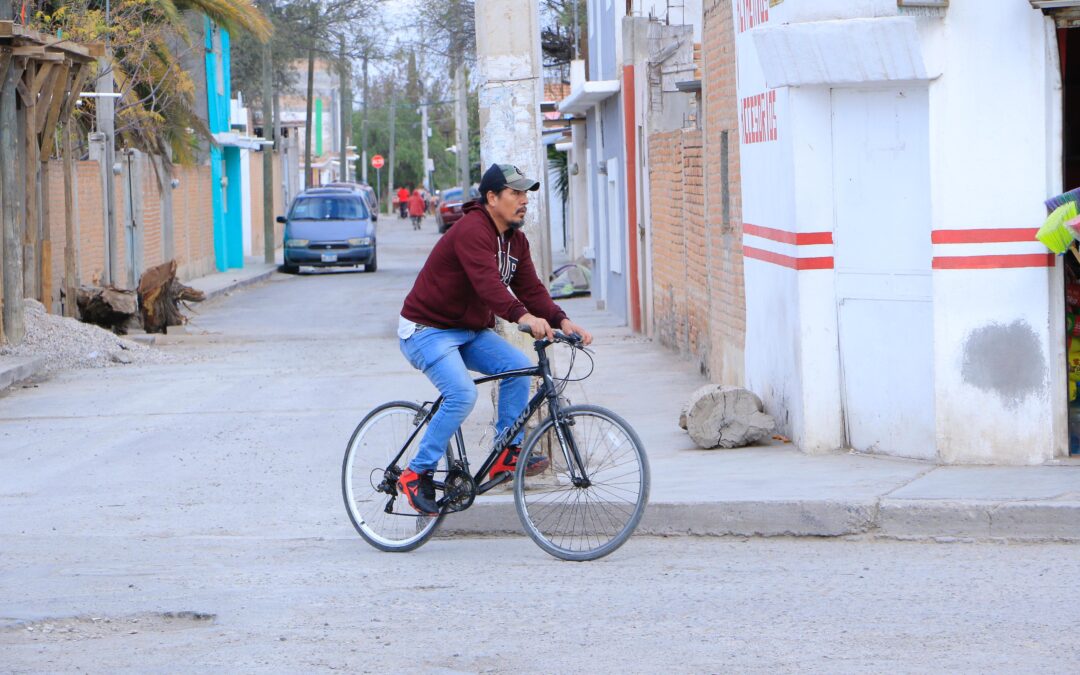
[514, 404, 649, 561]
[342, 400, 459, 552]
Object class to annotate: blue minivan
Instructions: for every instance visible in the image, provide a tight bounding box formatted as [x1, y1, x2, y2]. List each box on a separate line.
[278, 188, 377, 274]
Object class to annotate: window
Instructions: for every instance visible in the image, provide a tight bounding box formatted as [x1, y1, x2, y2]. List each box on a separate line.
[289, 196, 369, 220]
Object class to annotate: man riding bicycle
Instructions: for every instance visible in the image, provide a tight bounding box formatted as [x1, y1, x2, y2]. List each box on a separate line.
[396, 163, 593, 515]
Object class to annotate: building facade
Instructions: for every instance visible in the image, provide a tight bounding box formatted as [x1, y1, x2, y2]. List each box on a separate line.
[731, 1, 1072, 464]
[557, 0, 1080, 464]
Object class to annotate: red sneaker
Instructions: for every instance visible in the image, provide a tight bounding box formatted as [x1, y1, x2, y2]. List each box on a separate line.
[488, 445, 550, 481]
[397, 468, 439, 516]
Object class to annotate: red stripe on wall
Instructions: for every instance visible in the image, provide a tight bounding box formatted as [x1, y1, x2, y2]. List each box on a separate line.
[931, 228, 1040, 244]
[931, 253, 1055, 270]
[743, 223, 833, 246]
[744, 246, 834, 270]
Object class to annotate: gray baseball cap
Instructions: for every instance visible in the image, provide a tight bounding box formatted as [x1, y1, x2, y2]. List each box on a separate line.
[479, 163, 540, 196]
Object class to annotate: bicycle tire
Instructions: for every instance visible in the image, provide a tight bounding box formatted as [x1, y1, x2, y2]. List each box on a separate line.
[514, 404, 650, 561]
[342, 400, 460, 552]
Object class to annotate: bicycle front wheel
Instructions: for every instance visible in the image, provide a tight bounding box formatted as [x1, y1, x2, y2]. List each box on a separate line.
[342, 401, 458, 552]
[514, 404, 650, 561]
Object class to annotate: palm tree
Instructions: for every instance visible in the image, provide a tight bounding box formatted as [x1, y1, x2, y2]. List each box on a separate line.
[27, 0, 271, 163]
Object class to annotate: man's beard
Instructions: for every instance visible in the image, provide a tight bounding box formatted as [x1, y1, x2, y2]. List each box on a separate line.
[508, 218, 525, 230]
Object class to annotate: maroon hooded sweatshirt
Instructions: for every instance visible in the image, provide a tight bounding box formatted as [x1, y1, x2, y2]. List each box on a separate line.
[401, 201, 567, 331]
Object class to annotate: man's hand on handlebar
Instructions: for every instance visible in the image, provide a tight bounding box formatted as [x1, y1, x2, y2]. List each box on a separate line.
[518, 313, 555, 340]
[516, 315, 593, 346]
[560, 318, 593, 346]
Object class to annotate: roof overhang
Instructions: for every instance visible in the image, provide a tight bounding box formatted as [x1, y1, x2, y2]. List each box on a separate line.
[558, 79, 620, 115]
[213, 132, 268, 150]
[1031, 1, 1080, 8]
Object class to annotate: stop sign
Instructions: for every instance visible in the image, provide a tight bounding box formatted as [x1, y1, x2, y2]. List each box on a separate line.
[371, 154, 384, 169]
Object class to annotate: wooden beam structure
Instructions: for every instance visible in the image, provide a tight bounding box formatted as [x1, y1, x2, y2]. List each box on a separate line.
[1, 21, 96, 344]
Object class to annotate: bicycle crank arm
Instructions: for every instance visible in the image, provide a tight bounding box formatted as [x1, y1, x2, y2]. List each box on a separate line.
[476, 472, 512, 494]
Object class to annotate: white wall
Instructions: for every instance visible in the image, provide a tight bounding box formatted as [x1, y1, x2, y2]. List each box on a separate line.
[735, 1, 1065, 464]
[736, 1, 810, 445]
[925, 4, 1061, 463]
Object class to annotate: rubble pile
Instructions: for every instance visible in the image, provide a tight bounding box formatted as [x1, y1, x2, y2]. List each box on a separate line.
[0, 299, 173, 372]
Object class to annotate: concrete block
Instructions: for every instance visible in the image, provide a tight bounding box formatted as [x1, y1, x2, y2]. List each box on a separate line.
[989, 502, 1080, 541]
[878, 500, 993, 540]
[0, 356, 45, 392]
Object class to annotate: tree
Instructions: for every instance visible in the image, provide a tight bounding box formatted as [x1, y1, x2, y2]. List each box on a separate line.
[540, 0, 585, 74]
[229, 1, 303, 111]
[27, 0, 271, 163]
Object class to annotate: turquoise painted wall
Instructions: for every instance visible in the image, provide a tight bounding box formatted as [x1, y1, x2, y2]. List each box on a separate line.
[205, 19, 242, 271]
[225, 147, 243, 268]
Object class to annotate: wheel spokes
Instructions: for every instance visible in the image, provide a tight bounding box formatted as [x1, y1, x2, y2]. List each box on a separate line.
[519, 411, 645, 556]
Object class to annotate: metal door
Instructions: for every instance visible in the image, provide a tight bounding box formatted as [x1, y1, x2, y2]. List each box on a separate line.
[831, 87, 935, 459]
[122, 150, 144, 289]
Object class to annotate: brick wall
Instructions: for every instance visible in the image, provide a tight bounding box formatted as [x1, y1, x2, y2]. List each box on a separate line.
[649, 130, 689, 351]
[41, 157, 216, 312]
[74, 160, 106, 286]
[645, 0, 745, 383]
[142, 159, 164, 271]
[702, 0, 745, 384]
[173, 163, 216, 281]
[249, 151, 286, 258]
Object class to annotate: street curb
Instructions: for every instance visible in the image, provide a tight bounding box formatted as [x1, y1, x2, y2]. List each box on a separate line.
[197, 268, 278, 302]
[434, 497, 1080, 542]
[0, 356, 46, 393]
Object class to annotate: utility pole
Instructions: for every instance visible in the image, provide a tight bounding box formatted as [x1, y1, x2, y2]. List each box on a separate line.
[261, 0, 275, 264]
[419, 104, 431, 192]
[1, 0, 24, 342]
[387, 85, 396, 215]
[338, 34, 351, 184]
[474, 0, 550, 281]
[474, 0, 550, 450]
[98, 3, 118, 285]
[361, 52, 369, 184]
[303, 48, 315, 189]
[454, 62, 470, 200]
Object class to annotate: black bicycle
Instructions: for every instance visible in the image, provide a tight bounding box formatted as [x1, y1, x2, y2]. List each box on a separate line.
[341, 327, 650, 561]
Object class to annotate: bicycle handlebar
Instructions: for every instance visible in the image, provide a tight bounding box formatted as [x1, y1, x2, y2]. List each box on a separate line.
[517, 323, 584, 347]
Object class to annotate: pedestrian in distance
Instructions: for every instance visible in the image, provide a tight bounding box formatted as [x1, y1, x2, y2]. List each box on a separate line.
[408, 188, 426, 230]
[397, 186, 410, 219]
[395, 163, 594, 515]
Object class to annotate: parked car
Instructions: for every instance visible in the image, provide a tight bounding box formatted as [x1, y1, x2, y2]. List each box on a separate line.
[325, 181, 379, 215]
[277, 189, 377, 273]
[436, 186, 480, 233]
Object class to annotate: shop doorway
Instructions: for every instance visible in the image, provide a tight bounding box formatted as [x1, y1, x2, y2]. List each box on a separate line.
[1059, 26, 1080, 455]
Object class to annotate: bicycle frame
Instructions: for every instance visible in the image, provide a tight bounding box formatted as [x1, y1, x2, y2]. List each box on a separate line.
[384, 338, 591, 495]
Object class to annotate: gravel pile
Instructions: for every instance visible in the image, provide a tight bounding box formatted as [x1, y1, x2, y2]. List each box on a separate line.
[0, 299, 174, 372]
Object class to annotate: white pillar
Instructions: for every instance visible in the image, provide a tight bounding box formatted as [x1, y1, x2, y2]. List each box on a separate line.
[474, 0, 551, 281]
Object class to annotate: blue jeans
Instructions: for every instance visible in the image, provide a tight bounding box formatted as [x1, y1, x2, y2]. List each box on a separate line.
[400, 328, 532, 472]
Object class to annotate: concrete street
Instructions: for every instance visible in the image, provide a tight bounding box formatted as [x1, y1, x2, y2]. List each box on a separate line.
[2, 215, 1080, 671]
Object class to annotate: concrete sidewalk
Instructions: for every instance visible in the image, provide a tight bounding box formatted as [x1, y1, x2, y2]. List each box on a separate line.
[186, 257, 279, 301]
[441, 296, 1080, 543]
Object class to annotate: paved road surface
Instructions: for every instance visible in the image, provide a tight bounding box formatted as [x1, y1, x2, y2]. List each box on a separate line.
[2, 217, 1078, 672]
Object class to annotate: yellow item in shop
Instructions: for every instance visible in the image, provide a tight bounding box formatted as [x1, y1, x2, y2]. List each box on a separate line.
[1037, 201, 1079, 254]
[1069, 338, 1080, 402]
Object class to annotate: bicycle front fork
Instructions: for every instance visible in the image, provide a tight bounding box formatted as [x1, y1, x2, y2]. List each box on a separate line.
[553, 416, 592, 488]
